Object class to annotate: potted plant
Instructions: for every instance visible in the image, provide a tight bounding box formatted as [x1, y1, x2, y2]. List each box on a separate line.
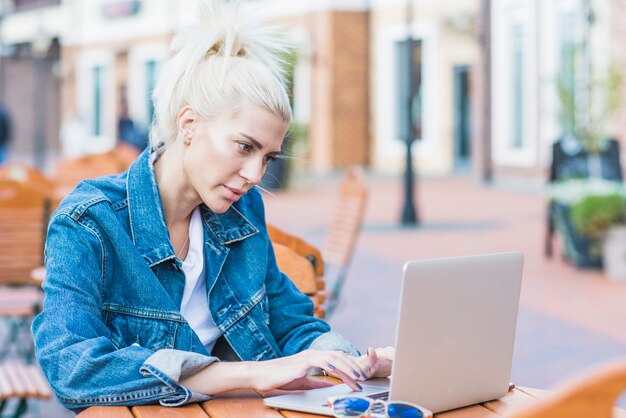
[548, 179, 625, 269]
[570, 191, 626, 280]
[550, 179, 626, 278]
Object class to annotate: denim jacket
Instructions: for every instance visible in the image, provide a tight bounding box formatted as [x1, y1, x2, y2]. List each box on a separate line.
[32, 149, 358, 411]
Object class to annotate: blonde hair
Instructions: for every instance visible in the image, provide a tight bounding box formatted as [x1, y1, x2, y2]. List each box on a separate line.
[150, 0, 292, 149]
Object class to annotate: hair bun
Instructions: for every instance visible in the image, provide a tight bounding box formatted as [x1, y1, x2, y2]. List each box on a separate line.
[171, 0, 288, 79]
[150, 0, 292, 148]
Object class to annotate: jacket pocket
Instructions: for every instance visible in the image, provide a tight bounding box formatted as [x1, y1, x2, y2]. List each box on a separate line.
[104, 306, 179, 351]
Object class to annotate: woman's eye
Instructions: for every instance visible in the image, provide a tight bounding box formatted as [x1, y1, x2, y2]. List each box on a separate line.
[264, 155, 277, 164]
[238, 142, 252, 153]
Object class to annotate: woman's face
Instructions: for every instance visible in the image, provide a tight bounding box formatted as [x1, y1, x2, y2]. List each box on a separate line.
[182, 101, 288, 214]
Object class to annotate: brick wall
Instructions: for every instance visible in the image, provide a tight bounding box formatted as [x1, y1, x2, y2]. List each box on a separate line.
[330, 11, 370, 168]
[471, 0, 490, 181]
[309, 10, 370, 170]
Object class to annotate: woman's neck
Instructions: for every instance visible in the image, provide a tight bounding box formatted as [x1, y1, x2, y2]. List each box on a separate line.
[153, 141, 200, 227]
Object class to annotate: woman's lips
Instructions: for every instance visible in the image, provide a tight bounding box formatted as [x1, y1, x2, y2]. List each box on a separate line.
[223, 185, 245, 201]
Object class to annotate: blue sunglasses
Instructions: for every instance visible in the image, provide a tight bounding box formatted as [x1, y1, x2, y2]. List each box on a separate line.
[327, 395, 433, 418]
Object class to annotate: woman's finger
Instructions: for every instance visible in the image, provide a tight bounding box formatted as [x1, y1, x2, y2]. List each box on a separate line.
[364, 347, 378, 377]
[329, 352, 368, 381]
[327, 365, 362, 392]
[302, 350, 366, 389]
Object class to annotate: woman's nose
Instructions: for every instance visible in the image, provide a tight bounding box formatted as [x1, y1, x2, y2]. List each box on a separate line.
[240, 159, 265, 185]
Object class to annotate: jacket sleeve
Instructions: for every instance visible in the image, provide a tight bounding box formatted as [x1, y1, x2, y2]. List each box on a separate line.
[32, 213, 215, 411]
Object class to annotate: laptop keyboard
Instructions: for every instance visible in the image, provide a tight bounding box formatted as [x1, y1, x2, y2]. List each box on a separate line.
[370, 391, 389, 400]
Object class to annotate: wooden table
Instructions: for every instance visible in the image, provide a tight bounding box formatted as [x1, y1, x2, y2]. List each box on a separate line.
[77, 384, 558, 418]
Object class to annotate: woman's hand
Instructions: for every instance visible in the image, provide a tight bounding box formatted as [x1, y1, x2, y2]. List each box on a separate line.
[251, 349, 369, 392]
[181, 348, 392, 396]
[355, 346, 394, 379]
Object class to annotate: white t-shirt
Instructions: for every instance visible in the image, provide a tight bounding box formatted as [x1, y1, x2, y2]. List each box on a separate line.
[179, 208, 223, 353]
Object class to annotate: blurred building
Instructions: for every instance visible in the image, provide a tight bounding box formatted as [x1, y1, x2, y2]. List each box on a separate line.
[368, 0, 479, 176]
[250, 0, 481, 176]
[0, 0, 62, 167]
[58, 0, 177, 155]
[1, 0, 624, 182]
[487, 0, 626, 181]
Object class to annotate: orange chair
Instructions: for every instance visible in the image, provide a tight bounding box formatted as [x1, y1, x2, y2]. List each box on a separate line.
[0, 163, 54, 199]
[0, 180, 49, 361]
[322, 166, 368, 316]
[112, 142, 142, 169]
[268, 224, 326, 318]
[53, 151, 128, 191]
[505, 360, 626, 418]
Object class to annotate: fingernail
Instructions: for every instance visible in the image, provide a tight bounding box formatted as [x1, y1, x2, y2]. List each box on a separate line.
[355, 382, 363, 390]
[327, 363, 336, 371]
[362, 372, 368, 379]
[353, 370, 360, 378]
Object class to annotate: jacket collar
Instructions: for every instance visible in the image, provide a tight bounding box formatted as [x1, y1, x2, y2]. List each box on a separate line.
[126, 148, 258, 267]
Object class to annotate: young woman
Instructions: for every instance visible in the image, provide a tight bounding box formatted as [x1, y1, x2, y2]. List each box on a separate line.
[32, 0, 392, 412]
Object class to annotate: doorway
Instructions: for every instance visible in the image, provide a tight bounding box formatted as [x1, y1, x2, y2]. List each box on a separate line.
[453, 65, 472, 171]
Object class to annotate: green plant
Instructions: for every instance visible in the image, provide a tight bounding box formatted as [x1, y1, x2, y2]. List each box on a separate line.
[570, 193, 626, 240]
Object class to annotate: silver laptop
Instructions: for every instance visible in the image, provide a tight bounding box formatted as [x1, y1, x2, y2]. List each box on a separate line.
[264, 252, 523, 415]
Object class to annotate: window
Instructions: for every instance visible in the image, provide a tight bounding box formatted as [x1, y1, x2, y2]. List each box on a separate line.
[145, 60, 157, 126]
[511, 23, 524, 149]
[93, 66, 104, 136]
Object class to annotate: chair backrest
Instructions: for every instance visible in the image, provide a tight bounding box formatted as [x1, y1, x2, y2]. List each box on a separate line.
[54, 151, 128, 190]
[322, 166, 368, 315]
[0, 180, 49, 285]
[323, 166, 368, 267]
[112, 142, 141, 169]
[0, 163, 54, 198]
[505, 360, 626, 418]
[549, 138, 623, 183]
[267, 224, 325, 318]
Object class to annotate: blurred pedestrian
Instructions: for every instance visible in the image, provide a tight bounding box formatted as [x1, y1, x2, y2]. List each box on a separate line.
[0, 102, 12, 164]
[32, 0, 392, 412]
[118, 99, 149, 151]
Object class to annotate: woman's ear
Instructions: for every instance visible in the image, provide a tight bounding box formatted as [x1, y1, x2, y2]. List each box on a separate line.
[176, 106, 195, 144]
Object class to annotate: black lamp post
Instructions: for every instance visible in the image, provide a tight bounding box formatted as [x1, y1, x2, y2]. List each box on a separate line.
[399, 0, 419, 225]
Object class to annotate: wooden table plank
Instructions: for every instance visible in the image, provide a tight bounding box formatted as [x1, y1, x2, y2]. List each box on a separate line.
[514, 386, 550, 399]
[77, 406, 135, 418]
[78, 385, 626, 418]
[436, 405, 499, 418]
[483, 389, 538, 416]
[201, 389, 283, 418]
[132, 403, 208, 418]
[280, 410, 328, 418]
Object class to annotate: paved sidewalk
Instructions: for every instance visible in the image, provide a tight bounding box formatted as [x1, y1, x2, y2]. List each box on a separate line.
[263, 174, 626, 393]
